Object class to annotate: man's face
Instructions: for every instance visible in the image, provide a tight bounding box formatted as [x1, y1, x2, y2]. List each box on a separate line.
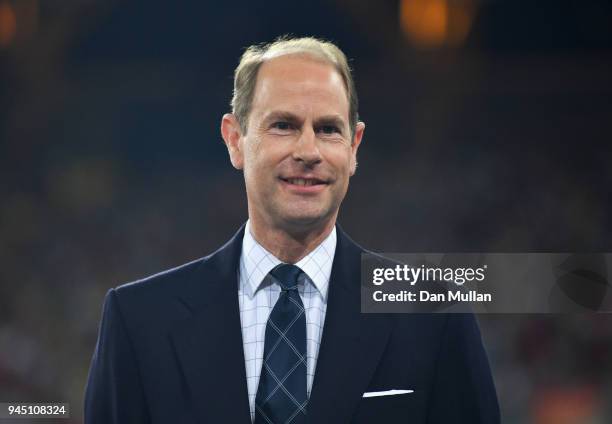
[223, 54, 364, 232]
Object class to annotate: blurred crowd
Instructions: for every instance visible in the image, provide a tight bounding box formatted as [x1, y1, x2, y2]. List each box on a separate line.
[1, 0, 611, 422]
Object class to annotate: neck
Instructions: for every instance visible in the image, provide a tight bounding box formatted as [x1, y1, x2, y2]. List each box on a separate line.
[248, 216, 336, 263]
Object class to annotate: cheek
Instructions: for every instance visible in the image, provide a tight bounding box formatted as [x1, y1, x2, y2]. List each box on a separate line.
[324, 148, 353, 176]
[243, 149, 276, 188]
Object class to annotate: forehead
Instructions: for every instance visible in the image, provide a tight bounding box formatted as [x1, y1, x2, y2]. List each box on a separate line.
[251, 54, 349, 118]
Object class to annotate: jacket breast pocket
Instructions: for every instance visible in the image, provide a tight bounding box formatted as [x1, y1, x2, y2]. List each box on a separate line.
[351, 391, 426, 424]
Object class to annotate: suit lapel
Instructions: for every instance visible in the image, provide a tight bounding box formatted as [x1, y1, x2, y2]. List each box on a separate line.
[307, 226, 394, 423]
[170, 224, 252, 424]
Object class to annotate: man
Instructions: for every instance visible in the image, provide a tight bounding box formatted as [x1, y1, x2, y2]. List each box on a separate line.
[85, 37, 500, 423]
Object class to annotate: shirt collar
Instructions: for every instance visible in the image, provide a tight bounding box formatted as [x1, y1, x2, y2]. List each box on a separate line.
[240, 220, 336, 301]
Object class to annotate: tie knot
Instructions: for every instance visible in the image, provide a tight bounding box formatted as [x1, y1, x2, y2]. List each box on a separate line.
[270, 264, 303, 291]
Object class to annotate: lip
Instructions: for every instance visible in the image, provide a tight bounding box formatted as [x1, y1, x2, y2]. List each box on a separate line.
[278, 177, 329, 194]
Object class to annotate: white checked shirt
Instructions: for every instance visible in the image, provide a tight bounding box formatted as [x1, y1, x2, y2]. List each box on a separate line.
[238, 220, 336, 423]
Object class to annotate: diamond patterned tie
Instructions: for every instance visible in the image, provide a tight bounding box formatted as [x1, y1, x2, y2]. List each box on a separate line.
[254, 264, 307, 424]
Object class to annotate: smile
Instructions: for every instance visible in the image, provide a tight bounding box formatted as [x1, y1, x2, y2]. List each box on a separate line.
[279, 176, 329, 193]
[281, 177, 326, 186]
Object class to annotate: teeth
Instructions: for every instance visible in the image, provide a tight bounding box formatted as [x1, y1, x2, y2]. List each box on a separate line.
[287, 178, 317, 186]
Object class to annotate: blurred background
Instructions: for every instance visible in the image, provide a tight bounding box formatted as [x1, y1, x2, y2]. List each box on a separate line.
[1, 0, 611, 422]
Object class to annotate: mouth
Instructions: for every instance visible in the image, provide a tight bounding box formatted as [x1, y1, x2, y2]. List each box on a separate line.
[278, 176, 330, 193]
[280, 177, 327, 186]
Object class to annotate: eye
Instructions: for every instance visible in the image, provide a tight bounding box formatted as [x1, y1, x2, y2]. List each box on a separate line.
[271, 121, 292, 130]
[318, 125, 340, 135]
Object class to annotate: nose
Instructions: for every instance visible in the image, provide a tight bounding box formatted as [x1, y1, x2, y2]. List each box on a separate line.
[293, 126, 322, 166]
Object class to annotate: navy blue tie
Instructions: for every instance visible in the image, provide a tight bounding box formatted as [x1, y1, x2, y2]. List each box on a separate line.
[254, 264, 307, 424]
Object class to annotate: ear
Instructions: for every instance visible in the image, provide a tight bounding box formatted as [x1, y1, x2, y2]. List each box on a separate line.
[220, 113, 244, 170]
[349, 121, 365, 176]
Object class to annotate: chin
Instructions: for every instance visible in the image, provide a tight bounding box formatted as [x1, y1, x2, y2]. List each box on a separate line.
[278, 210, 331, 229]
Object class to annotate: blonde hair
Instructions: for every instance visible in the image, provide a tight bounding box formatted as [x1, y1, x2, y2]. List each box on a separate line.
[231, 36, 359, 138]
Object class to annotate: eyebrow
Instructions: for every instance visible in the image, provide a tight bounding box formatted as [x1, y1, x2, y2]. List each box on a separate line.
[263, 111, 302, 126]
[263, 111, 347, 133]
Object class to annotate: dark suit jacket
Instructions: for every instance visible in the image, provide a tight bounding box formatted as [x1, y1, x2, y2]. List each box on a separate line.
[85, 224, 500, 423]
